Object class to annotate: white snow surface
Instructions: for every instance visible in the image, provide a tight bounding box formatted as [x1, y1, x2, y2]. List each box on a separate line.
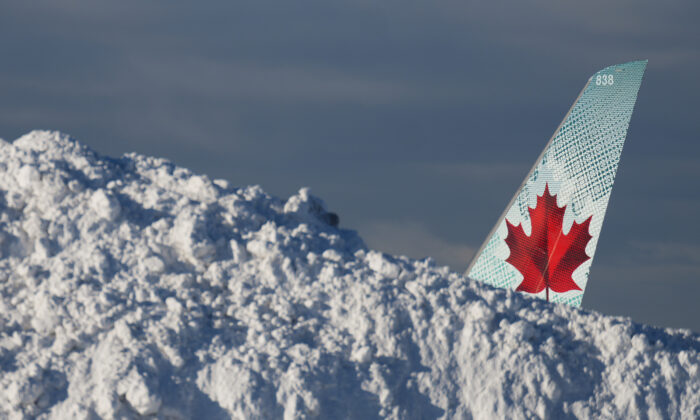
[0, 130, 698, 419]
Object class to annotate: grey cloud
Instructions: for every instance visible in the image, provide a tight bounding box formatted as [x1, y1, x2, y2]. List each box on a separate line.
[628, 241, 700, 266]
[359, 219, 475, 272]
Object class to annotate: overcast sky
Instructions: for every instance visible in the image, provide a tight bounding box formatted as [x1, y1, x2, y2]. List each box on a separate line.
[1, 1, 699, 331]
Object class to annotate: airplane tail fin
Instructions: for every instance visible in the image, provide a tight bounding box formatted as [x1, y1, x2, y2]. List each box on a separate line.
[466, 60, 647, 306]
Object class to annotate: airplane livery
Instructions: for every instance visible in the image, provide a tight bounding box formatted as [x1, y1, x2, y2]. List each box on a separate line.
[466, 60, 647, 306]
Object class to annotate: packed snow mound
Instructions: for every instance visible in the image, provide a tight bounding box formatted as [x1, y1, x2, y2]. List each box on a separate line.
[0, 131, 698, 419]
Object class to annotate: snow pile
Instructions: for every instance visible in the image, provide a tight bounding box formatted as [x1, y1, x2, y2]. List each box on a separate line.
[0, 131, 698, 419]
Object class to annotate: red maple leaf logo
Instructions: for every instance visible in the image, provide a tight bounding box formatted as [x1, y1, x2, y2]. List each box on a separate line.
[505, 183, 592, 301]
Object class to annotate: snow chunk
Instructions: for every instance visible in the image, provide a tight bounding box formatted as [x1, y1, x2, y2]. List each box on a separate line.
[117, 369, 162, 416]
[284, 187, 339, 227]
[366, 250, 400, 278]
[90, 189, 121, 221]
[197, 358, 277, 418]
[185, 175, 217, 203]
[171, 208, 216, 265]
[16, 165, 40, 189]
